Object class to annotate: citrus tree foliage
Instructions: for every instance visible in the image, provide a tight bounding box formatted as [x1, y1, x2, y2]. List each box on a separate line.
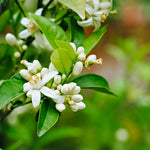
[0, 0, 116, 137]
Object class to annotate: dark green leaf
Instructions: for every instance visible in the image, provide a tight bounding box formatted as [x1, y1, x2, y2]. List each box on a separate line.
[72, 74, 115, 95]
[30, 13, 69, 49]
[81, 25, 107, 55]
[58, 0, 86, 20]
[70, 17, 85, 47]
[37, 99, 59, 137]
[51, 48, 73, 75]
[55, 40, 76, 61]
[0, 74, 25, 110]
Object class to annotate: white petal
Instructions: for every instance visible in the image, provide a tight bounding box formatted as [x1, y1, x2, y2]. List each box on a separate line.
[35, 8, 43, 16]
[31, 90, 41, 108]
[41, 68, 49, 78]
[23, 83, 33, 92]
[19, 29, 32, 39]
[34, 32, 45, 49]
[42, 71, 58, 85]
[78, 17, 93, 27]
[52, 95, 65, 104]
[21, 17, 30, 27]
[55, 103, 66, 112]
[93, 20, 101, 32]
[49, 62, 58, 72]
[93, 0, 100, 11]
[85, 4, 93, 15]
[40, 86, 56, 99]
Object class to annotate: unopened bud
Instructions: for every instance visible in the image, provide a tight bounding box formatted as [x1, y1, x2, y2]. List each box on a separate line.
[55, 90, 60, 95]
[62, 74, 66, 79]
[70, 104, 79, 112]
[57, 84, 62, 91]
[56, 103, 66, 112]
[61, 84, 69, 94]
[14, 52, 21, 58]
[22, 45, 28, 50]
[73, 61, 83, 76]
[17, 40, 24, 45]
[49, 62, 57, 72]
[41, 68, 49, 77]
[76, 102, 86, 110]
[70, 42, 76, 52]
[33, 60, 42, 71]
[76, 46, 84, 55]
[5, 33, 17, 46]
[54, 75, 61, 84]
[72, 86, 81, 94]
[78, 52, 86, 61]
[71, 94, 83, 102]
[20, 69, 31, 80]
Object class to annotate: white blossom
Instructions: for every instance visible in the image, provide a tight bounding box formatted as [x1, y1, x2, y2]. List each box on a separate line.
[56, 103, 66, 112]
[5, 33, 17, 46]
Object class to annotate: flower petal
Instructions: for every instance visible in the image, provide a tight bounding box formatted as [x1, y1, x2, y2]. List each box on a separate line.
[21, 17, 30, 27]
[23, 83, 33, 92]
[85, 4, 93, 15]
[93, 0, 100, 11]
[35, 8, 43, 16]
[49, 62, 58, 72]
[78, 17, 93, 27]
[40, 86, 56, 99]
[52, 95, 65, 104]
[19, 29, 32, 39]
[31, 90, 41, 108]
[42, 71, 58, 85]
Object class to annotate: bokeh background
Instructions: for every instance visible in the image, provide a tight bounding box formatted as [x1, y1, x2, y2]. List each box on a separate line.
[1, 0, 150, 149]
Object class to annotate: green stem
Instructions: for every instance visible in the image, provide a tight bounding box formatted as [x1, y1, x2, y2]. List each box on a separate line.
[42, 0, 53, 16]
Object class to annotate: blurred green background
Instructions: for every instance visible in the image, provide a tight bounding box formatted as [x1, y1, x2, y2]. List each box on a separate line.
[1, 0, 150, 149]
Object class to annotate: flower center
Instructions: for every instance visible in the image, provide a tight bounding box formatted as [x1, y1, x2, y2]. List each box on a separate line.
[29, 74, 39, 84]
[26, 20, 36, 33]
[101, 12, 107, 22]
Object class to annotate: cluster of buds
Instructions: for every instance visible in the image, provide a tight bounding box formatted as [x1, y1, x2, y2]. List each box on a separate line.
[78, 0, 116, 31]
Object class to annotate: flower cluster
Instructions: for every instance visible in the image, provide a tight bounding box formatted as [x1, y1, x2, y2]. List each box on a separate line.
[78, 0, 115, 31]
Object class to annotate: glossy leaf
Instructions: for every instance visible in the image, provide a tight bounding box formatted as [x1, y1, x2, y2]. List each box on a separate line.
[72, 74, 115, 95]
[70, 17, 85, 47]
[0, 74, 25, 110]
[51, 48, 73, 75]
[81, 25, 107, 55]
[30, 13, 69, 49]
[58, 0, 86, 19]
[55, 40, 76, 61]
[37, 99, 59, 137]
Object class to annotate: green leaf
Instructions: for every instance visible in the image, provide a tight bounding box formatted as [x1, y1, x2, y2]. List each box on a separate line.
[51, 48, 73, 75]
[81, 25, 107, 55]
[70, 17, 85, 47]
[37, 99, 59, 137]
[0, 10, 10, 33]
[0, 74, 25, 110]
[0, 44, 16, 80]
[72, 74, 115, 95]
[30, 13, 69, 49]
[58, 0, 86, 20]
[55, 40, 76, 61]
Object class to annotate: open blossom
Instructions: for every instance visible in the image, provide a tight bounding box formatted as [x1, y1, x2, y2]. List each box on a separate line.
[78, 0, 112, 31]
[19, 8, 43, 39]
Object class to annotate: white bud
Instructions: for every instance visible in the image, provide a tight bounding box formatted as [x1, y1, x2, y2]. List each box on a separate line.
[115, 128, 129, 142]
[78, 52, 86, 61]
[14, 52, 21, 58]
[49, 62, 57, 72]
[100, 2, 111, 9]
[33, 60, 42, 71]
[70, 104, 79, 112]
[71, 94, 83, 102]
[72, 86, 81, 94]
[61, 84, 69, 94]
[17, 40, 24, 45]
[20, 69, 31, 80]
[73, 61, 83, 76]
[54, 75, 61, 84]
[62, 74, 66, 79]
[77, 46, 84, 55]
[5, 33, 17, 46]
[76, 102, 86, 110]
[41, 68, 49, 77]
[56, 103, 66, 112]
[57, 84, 62, 91]
[55, 90, 60, 95]
[87, 54, 97, 62]
[22, 45, 28, 50]
[26, 90, 32, 98]
[70, 42, 76, 52]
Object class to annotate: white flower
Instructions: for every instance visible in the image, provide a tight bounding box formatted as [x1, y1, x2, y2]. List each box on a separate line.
[55, 103, 66, 112]
[78, 52, 86, 61]
[78, 0, 111, 31]
[54, 75, 61, 84]
[85, 54, 103, 67]
[22, 71, 58, 108]
[5, 33, 17, 46]
[73, 61, 83, 76]
[19, 8, 43, 39]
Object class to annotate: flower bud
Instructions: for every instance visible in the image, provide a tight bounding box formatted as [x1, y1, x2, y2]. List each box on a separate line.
[70, 104, 79, 112]
[78, 52, 86, 61]
[14, 52, 21, 58]
[62, 74, 66, 79]
[49, 62, 57, 72]
[54, 90, 60, 95]
[71, 94, 83, 102]
[70, 42, 76, 52]
[87, 54, 97, 62]
[77, 46, 84, 55]
[22, 45, 28, 50]
[20, 69, 31, 80]
[57, 84, 62, 91]
[56, 103, 66, 112]
[72, 86, 81, 94]
[61, 84, 69, 94]
[41, 68, 49, 77]
[100, 2, 111, 9]
[76, 102, 86, 110]
[17, 40, 24, 45]
[33, 60, 42, 71]
[73, 61, 83, 76]
[54, 75, 61, 84]
[5, 33, 17, 46]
